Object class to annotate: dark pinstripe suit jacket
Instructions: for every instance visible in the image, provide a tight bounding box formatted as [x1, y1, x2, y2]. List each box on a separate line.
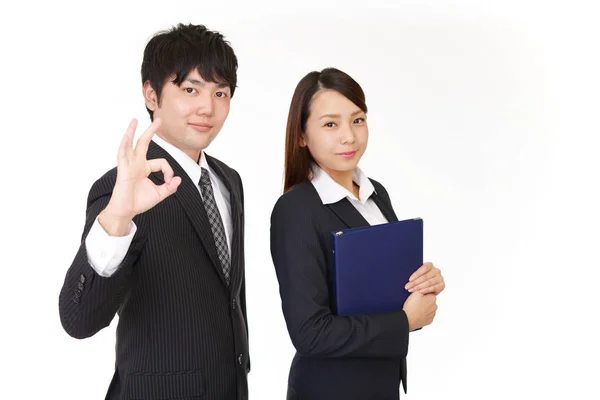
[59, 141, 249, 400]
[270, 180, 410, 400]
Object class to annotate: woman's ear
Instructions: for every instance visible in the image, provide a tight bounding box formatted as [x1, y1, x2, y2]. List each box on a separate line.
[299, 133, 307, 147]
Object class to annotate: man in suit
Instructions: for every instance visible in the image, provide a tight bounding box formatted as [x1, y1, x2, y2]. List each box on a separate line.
[59, 23, 249, 400]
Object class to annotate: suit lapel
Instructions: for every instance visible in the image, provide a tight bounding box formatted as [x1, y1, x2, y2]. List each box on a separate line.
[324, 179, 399, 228]
[326, 198, 370, 229]
[146, 142, 228, 288]
[370, 190, 399, 223]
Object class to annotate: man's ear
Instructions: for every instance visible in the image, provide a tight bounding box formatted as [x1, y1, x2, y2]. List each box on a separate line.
[143, 81, 158, 111]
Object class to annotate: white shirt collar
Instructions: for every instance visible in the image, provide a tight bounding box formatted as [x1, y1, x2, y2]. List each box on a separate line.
[152, 135, 213, 186]
[311, 164, 376, 205]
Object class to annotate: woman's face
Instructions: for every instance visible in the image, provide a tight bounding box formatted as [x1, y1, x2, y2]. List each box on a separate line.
[302, 90, 368, 178]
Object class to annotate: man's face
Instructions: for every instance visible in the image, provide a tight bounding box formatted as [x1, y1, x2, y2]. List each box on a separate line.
[144, 69, 231, 161]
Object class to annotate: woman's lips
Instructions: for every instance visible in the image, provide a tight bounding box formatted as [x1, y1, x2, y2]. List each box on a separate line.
[338, 151, 357, 159]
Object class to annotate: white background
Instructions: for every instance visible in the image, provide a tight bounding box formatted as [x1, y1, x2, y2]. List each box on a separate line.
[1, 0, 599, 399]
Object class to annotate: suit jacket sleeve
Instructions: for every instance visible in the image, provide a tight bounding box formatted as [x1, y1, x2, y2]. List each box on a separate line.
[58, 170, 146, 339]
[270, 194, 410, 359]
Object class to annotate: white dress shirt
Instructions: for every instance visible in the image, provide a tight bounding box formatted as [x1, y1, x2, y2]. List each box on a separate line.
[310, 165, 389, 226]
[85, 135, 232, 278]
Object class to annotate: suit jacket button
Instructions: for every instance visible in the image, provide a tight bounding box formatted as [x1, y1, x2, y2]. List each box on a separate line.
[77, 282, 85, 291]
[238, 354, 243, 365]
[74, 289, 82, 298]
[73, 296, 80, 304]
[232, 299, 236, 310]
[79, 274, 86, 284]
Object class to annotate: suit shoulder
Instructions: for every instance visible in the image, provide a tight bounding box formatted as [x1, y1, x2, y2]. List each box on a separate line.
[272, 183, 320, 215]
[206, 154, 234, 173]
[86, 167, 117, 204]
[271, 183, 322, 233]
[277, 183, 318, 205]
[206, 154, 242, 182]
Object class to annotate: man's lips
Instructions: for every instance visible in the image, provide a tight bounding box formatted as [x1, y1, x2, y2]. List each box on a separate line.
[189, 122, 213, 132]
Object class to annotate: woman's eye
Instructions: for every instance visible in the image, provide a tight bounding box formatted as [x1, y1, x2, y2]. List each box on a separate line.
[184, 88, 197, 94]
[354, 117, 365, 124]
[215, 91, 229, 98]
[324, 122, 336, 128]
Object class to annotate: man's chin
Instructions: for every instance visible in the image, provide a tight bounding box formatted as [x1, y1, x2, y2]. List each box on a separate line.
[183, 136, 215, 151]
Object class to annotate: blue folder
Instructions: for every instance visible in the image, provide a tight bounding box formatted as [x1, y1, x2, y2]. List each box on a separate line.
[330, 218, 423, 316]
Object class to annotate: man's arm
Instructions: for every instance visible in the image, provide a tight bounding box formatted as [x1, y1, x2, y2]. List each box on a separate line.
[58, 172, 146, 339]
[58, 118, 180, 339]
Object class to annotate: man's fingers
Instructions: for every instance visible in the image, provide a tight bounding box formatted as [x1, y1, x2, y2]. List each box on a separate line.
[147, 158, 174, 181]
[118, 118, 137, 165]
[134, 118, 162, 158]
[155, 176, 182, 201]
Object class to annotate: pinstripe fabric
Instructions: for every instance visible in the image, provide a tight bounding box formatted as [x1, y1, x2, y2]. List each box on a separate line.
[270, 181, 410, 400]
[59, 141, 249, 400]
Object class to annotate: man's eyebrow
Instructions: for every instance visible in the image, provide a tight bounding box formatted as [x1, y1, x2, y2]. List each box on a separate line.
[184, 78, 206, 86]
[184, 78, 230, 90]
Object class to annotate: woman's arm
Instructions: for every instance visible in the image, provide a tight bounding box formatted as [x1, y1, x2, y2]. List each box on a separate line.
[270, 193, 410, 359]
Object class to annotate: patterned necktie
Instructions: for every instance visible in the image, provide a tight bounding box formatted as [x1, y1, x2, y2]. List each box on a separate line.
[198, 167, 231, 284]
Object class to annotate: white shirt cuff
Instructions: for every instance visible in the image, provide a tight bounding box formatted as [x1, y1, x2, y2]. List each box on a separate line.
[85, 217, 137, 277]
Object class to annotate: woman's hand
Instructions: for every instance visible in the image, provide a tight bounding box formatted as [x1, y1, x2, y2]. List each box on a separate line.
[405, 262, 445, 295]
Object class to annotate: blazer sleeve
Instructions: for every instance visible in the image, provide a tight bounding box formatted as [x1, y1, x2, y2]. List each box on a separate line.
[270, 194, 410, 359]
[58, 170, 146, 339]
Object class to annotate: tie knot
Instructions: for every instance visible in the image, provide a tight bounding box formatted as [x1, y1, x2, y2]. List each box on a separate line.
[199, 167, 211, 187]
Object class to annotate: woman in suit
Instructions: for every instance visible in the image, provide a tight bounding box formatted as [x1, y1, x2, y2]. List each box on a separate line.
[270, 68, 445, 400]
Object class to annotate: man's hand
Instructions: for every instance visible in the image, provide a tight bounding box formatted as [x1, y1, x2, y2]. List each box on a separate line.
[99, 118, 181, 236]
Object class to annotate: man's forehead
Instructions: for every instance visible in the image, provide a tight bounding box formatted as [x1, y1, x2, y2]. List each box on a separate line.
[183, 70, 229, 87]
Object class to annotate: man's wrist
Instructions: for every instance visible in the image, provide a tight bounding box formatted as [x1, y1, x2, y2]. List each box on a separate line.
[98, 207, 133, 237]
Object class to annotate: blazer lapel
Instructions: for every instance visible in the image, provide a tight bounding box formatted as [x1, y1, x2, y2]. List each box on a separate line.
[325, 179, 399, 228]
[146, 141, 227, 287]
[370, 190, 399, 223]
[326, 198, 370, 229]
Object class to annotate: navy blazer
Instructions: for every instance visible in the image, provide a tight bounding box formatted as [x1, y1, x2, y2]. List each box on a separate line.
[270, 179, 410, 400]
